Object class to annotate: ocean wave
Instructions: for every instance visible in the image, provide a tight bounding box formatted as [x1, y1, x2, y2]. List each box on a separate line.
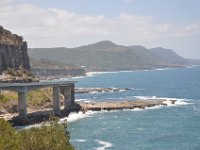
[86, 70, 136, 77]
[155, 68, 171, 71]
[71, 76, 87, 79]
[16, 123, 43, 130]
[123, 108, 143, 111]
[93, 140, 113, 150]
[61, 96, 192, 123]
[186, 65, 200, 68]
[71, 139, 87, 143]
[134, 96, 192, 106]
[86, 71, 118, 77]
[59, 111, 96, 123]
[75, 99, 88, 102]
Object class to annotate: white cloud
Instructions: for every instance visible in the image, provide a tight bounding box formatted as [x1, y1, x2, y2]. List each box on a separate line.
[0, 0, 200, 58]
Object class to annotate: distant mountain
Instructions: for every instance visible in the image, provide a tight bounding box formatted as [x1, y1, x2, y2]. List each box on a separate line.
[28, 41, 189, 71]
[187, 59, 200, 65]
[149, 47, 188, 64]
[30, 57, 66, 69]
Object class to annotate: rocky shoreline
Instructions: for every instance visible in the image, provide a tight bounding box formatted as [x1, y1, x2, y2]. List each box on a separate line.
[75, 87, 131, 94]
[79, 99, 176, 111]
[1, 99, 177, 126]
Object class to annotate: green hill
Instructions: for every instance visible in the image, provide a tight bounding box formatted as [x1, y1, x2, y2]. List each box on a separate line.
[28, 41, 189, 71]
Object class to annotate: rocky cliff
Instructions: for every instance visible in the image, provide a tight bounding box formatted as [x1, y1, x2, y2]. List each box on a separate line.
[0, 26, 30, 74]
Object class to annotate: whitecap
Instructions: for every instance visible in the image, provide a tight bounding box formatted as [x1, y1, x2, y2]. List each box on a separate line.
[123, 108, 143, 111]
[16, 123, 43, 130]
[86, 71, 133, 77]
[133, 108, 143, 111]
[75, 99, 88, 102]
[60, 111, 96, 123]
[155, 68, 171, 71]
[145, 105, 164, 110]
[86, 72, 116, 77]
[93, 140, 113, 150]
[134, 96, 192, 106]
[174, 100, 191, 106]
[90, 91, 99, 94]
[71, 139, 87, 143]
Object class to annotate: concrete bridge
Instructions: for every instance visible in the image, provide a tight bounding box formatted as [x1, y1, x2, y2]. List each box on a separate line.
[0, 81, 76, 119]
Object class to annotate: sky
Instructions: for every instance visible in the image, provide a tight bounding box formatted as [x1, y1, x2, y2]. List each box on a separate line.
[0, 0, 200, 59]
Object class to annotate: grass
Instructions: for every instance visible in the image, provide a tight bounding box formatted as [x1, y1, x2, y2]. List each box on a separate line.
[27, 88, 53, 106]
[0, 88, 57, 113]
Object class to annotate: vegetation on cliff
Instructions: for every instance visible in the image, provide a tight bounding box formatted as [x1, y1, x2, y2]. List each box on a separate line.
[0, 118, 74, 150]
[0, 68, 39, 83]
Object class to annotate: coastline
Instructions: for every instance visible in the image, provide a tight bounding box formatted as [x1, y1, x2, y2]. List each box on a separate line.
[0, 99, 180, 127]
[85, 65, 198, 77]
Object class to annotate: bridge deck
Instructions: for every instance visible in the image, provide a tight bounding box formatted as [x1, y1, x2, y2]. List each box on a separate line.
[0, 80, 77, 119]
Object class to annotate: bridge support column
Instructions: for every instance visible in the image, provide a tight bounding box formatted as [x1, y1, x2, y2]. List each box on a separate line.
[61, 86, 72, 112]
[71, 83, 75, 104]
[18, 89, 27, 119]
[53, 86, 61, 115]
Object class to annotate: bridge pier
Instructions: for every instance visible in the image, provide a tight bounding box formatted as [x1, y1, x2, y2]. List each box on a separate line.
[61, 86, 72, 112]
[71, 84, 75, 104]
[53, 86, 61, 115]
[18, 89, 27, 118]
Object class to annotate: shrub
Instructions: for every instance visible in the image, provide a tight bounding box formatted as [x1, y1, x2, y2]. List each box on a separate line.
[0, 119, 20, 150]
[0, 94, 9, 103]
[0, 119, 74, 150]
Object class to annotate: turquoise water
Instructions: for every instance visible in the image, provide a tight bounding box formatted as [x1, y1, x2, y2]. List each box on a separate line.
[68, 66, 200, 150]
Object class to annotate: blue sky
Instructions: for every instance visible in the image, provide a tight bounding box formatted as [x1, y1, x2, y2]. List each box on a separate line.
[23, 0, 200, 23]
[1, 0, 200, 58]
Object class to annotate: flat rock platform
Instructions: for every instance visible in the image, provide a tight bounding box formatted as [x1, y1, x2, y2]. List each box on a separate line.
[79, 100, 176, 111]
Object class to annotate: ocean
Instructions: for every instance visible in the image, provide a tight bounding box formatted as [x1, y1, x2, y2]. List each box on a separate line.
[67, 66, 200, 150]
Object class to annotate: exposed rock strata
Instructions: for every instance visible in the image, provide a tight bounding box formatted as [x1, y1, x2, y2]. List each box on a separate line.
[0, 26, 30, 73]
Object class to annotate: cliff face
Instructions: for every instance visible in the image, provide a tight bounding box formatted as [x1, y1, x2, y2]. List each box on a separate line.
[0, 26, 30, 73]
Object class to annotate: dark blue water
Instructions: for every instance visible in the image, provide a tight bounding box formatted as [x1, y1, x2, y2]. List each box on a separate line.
[68, 66, 200, 150]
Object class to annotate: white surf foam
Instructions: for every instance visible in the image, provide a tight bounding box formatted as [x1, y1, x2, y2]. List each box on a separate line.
[86, 71, 134, 77]
[71, 76, 86, 79]
[90, 91, 99, 94]
[75, 99, 88, 102]
[145, 105, 164, 110]
[87, 71, 117, 77]
[60, 111, 96, 123]
[134, 96, 192, 106]
[16, 123, 44, 130]
[123, 108, 143, 111]
[71, 139, 87, 143]
[133, 108, 143, 111]
[93, 140, 113, 150]
[155, 68, 171, 71]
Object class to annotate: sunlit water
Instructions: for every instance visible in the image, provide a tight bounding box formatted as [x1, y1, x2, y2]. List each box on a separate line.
[67, 66, 200, 150]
